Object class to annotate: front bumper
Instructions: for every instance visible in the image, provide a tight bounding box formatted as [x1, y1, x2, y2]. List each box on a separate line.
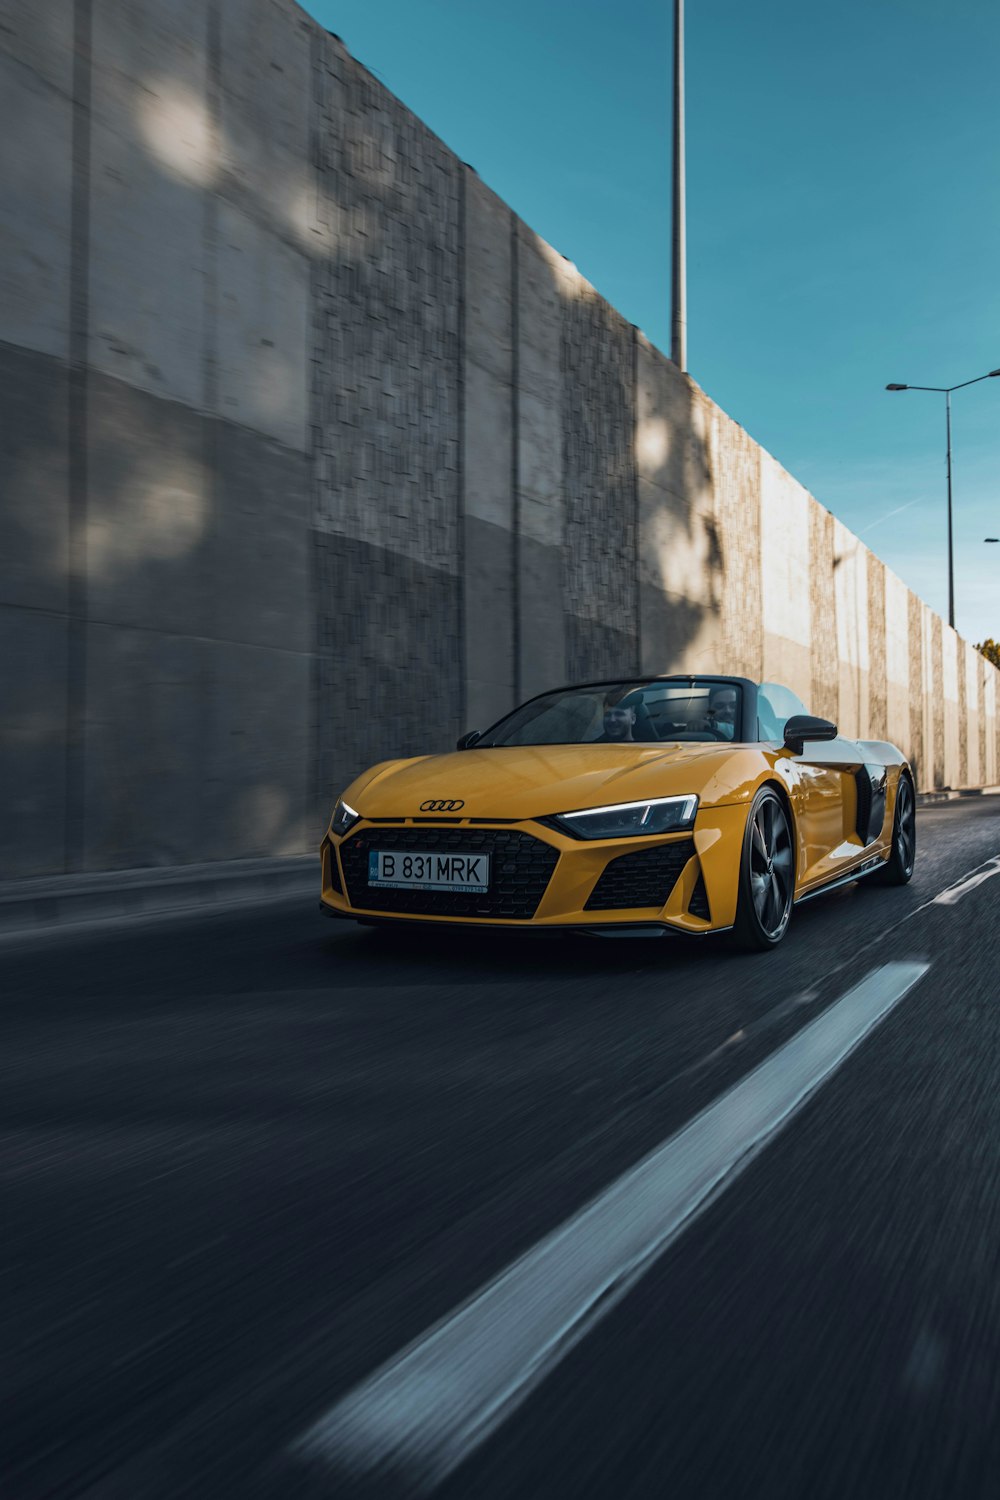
[319, 806, 747, 934]
[318, 901, 693, 938]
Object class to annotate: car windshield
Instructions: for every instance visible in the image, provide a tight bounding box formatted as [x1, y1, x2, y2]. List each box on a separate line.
[479, 680, 744, 746]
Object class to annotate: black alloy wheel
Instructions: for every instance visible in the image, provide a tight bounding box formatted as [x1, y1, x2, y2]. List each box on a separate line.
[733, 787, 795, 951]
[870, 773, 916, 886]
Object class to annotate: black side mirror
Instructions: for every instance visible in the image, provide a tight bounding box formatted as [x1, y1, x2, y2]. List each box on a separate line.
[783, 715, 838, 755]
[456, 730, 482, 751]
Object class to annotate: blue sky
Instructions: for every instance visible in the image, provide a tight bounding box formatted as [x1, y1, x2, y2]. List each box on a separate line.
[303, 0, 1000, 644]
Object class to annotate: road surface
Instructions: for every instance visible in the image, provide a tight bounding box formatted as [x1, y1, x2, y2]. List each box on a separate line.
[2, 799, 999, 1498]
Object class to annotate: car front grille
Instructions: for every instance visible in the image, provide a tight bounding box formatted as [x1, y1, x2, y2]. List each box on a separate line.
[339, 826, 559, 920]
[585, 839, 695, 912]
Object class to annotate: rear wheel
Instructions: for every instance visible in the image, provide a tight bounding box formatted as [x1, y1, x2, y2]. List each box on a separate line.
[869, 774, 915, 886]
[732, 787, 795, 951]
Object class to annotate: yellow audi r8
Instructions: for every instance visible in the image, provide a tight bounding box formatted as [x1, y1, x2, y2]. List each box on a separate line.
[319, 676, 916, 950]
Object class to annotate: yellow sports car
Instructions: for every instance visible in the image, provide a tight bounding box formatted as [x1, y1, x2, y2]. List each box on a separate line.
[319, 676, 916, 950]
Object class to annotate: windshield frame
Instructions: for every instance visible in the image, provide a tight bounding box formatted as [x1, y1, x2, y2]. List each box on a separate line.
[475, 676, 761, 748]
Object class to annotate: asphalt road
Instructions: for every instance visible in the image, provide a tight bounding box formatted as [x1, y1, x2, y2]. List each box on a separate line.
[2, 799, 1000, 1500]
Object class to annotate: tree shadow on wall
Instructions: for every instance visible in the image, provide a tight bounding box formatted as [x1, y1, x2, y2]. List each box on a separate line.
[558, 273, 725, 685]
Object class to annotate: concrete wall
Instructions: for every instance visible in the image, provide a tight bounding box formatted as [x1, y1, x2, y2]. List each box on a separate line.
[2, 0, 998, 879]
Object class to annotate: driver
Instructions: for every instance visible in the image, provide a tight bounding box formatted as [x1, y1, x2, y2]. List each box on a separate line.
[595, 694, 637, 742]
[704, 686, 738, 741]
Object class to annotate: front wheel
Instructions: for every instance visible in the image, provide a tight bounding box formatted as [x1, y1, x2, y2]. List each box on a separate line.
[731, 787, 795, 952]
[869, 774, 916, 886]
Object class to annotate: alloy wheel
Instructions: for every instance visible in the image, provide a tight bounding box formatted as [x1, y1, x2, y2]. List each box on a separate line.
[748, 795, 794, 938]
[895, 777, 915, 876]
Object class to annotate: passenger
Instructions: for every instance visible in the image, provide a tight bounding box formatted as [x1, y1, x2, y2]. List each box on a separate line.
[705, 686, 738, 741]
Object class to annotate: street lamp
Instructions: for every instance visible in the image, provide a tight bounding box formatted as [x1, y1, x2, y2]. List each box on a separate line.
[885, 367, 1000, 628]
[671, 0, 686, 372]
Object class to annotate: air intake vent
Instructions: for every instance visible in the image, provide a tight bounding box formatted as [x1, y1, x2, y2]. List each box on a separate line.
[325, 843, 343, 896]
[585, 839, 695, 912]
[688, 871, 710, 920]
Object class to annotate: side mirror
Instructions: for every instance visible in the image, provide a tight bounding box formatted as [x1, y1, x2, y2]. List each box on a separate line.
[783, 715, 838, 755]
[456, 730, 482, 751]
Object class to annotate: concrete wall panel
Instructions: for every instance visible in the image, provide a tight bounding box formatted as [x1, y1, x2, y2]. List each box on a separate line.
[714, 408, 762, 682]
[884, 569, 910, 757]
[464, 516, 515, 729]
[515, 230, 565, 690]
[637, 343, 720, 675]
[214, 420, 311, 654]
[808, 503, 837, 721]
[0, 604, 67, 877]
[88, 0, 211, 407]
[966, 644, 981, 788]
[217, 0, 311, 248]
[834, 521, 869, 740]
[312, 38, 460, 571]
[867, 555, 888, 742]
[463, 174, 514, 726]
[82, 623, 213, 869]
[517, 229, 564, 407]
[760, 457, 810, 700]
[0, 1, 73, 358]
[907, 591, 925, 786]
[84, 373, 215, 637]
[0, 342, 69, 614]
[562, 286, 637, 679]
[465, 176, 513, 384]
[519, 538, 566, 696]
[636, 335, 712, 506]
[216, 201, 309, 450]
[206, 637, 310, 858]
[82, 625, 309, 869]
[984, 664, 998, 786]
[955, 636, 968, 786]
[930, 615, 944, 786]
[314, 532, 461, 808]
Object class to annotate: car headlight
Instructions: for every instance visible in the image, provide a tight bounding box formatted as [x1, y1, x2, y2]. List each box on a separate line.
[550, 794, 698, 840]
[330, 799, 361, 837]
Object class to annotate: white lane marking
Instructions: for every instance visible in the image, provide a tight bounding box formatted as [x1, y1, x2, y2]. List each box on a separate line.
[932, 855, 1000, 905]
[291, 960, 930, 1493]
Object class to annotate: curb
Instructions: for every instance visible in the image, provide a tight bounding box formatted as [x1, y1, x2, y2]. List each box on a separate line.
[0, 855, 319, 942]
[916, 786, 1000, 807]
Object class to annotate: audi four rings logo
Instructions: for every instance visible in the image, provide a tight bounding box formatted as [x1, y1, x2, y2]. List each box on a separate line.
[419, 799, 465, 812]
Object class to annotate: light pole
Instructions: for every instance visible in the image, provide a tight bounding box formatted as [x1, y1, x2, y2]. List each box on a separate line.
[885, 368, 1000, 629]
[671, 0, 686, 371]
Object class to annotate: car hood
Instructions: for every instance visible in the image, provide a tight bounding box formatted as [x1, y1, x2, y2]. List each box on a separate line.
[344, 743, 762, 820]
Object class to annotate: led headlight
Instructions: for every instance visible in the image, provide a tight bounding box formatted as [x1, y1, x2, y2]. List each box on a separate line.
[551, 794, 698, 840]
[330, 798, 361, 837]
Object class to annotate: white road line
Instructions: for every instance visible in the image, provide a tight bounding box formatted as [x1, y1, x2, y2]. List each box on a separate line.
[291, 960, 930, 1494]
[932, 855, 1000, 905]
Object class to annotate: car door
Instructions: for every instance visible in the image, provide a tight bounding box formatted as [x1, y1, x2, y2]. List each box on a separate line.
[758, 684, 882, 891]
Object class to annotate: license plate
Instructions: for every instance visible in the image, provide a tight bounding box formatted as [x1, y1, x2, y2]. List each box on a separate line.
[367, 850, 490, 893]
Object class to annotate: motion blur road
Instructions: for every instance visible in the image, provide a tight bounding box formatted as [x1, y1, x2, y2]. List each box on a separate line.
[3, 799, 1000, 1500]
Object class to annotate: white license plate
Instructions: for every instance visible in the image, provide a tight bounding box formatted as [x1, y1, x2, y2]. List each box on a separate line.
[367, 849, 490, 893]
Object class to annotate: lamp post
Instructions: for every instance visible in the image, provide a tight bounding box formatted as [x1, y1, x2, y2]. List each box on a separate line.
[885, 368, 1000, 629]
[671, 0, 686, 371]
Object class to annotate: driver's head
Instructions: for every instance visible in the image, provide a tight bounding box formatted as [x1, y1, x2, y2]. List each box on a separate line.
[603, 697, 637, 741]
[708, 686, 738, 730]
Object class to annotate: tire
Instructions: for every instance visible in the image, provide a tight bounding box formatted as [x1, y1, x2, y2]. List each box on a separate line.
[869, 773, 916, 886]
[731, 787, 795, 951]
